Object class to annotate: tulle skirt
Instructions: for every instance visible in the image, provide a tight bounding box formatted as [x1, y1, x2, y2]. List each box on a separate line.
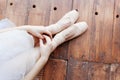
[0, 19, 36, 80]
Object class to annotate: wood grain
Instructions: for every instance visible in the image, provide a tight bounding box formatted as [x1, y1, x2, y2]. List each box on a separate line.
[67, 58, 89, 80]
[69, 0, 115, 63]
[67, 59, 110, 80]
[88, 63, 110, 80]
[91, 0, 114, 63]
[112, 0, 120, 63]
[28, 0, 51, 26]
[110, 64, 120, 80]
[6, 0, 29, 25]
[43, 59, 67, 80]
[0, 0, 7, 19]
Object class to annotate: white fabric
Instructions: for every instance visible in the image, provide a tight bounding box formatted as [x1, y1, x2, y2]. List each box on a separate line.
[0, 18, 16, 29]
[0, 47, 39, 80]
[0, 30, 34, 65]
[0, 30, 35, 80]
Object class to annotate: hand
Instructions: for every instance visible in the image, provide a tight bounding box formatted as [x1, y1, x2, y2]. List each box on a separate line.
[27, 26, 52, 39]
[39, 35, 53, 58]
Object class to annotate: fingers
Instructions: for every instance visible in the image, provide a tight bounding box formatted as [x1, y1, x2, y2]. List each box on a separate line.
[43, 35, 52, 44]
[39, 35, 51, 46]
[28, 29, 52, 39]
[28, 30, 44, 39]
[42, 30, 52, 39]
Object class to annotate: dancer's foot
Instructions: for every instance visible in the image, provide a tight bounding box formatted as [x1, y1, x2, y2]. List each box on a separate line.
[46, 10, 79, 34]
[52, 22, 88, 49]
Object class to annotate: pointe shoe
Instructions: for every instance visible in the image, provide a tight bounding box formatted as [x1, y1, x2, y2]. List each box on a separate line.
[57, 9, 79, 24]
[52, 22, 88, 49]
[46, 10, 79, 34]
[65, 22, 88, 41]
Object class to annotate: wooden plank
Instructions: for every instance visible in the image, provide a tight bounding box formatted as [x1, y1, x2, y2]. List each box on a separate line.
[0, 0, 7, 19]
[88, 63, 110, 80]
[28, 0, 51, 26]
[110, 64, 120, 80]
[67, 58, 89, 80]
[67, 59, 110, 80]
[68, 0, 94, 61]
[112, 0, 120, 63]
[49, 0, 72, 59]
[43, 59, 67, 80]
[69, 0, 115, 63]
[91, 0, 114, 63]
[5, 0, 29, 25]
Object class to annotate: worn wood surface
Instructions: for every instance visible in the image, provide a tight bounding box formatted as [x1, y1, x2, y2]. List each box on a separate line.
[112, 0, 120, 63]
[0, 0, 7, 19]
[0, 0, 120, 80]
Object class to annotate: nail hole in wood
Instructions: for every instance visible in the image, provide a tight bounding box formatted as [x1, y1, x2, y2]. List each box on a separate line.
[10, 3, 13, 6]
[95, 12, 98, 15]
[54, 7, 57, 11]
[33, 4, 36, 8]
[116, 14, 119, 18]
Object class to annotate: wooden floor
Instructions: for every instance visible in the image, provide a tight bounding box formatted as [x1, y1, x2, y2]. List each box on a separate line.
[0, 0, 120, 80]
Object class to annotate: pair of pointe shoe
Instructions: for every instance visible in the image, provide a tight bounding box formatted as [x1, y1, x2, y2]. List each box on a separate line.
[47, 10, 88, 44]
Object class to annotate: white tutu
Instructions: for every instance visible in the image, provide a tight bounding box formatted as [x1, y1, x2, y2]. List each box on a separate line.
[0, 19, 36, 80]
